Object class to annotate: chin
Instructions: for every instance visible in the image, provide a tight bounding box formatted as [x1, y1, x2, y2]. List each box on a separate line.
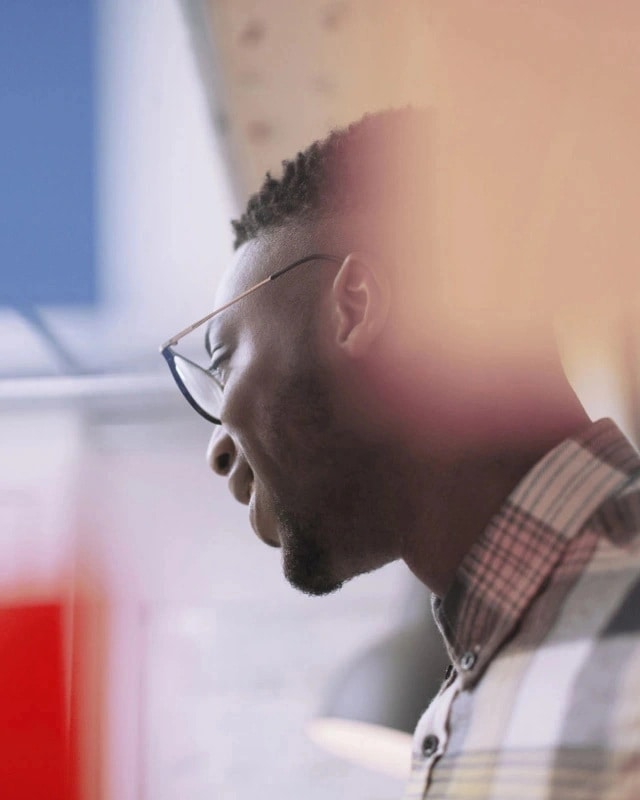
[280, 536, 346, 597]
[274, 502, 365, 596]
[284, 560, 345, 597]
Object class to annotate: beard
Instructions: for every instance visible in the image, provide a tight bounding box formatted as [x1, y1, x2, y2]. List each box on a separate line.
[274, 500, 345, 596]
[267, 335, 347, 596]
[263, 316, 398, 596]
[270, 438, 393, 597]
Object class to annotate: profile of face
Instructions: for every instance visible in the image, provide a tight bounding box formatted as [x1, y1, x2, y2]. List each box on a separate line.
[206, 226, 402, 596]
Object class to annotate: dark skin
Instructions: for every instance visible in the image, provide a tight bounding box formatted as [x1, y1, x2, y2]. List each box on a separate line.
[207, 219, 591, 598]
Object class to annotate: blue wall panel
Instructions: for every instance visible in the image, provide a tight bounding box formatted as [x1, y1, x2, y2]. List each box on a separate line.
[0, 0, 97, 308]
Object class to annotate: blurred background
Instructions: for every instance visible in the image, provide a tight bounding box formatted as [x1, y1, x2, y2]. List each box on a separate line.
[0, 1, 638, 798]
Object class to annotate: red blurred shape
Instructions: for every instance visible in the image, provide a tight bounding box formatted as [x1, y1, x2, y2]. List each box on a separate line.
[0, 603, 71, 800]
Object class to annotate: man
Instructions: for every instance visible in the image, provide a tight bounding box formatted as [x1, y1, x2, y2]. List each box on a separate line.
[161, 109, 640, 798]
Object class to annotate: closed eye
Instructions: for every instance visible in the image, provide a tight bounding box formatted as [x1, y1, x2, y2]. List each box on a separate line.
[208, 352, 230, 385]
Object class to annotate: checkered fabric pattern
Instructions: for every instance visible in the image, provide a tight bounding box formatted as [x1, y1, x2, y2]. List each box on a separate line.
[404, 418, 640, 799]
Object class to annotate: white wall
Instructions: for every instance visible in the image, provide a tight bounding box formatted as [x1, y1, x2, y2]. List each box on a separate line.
[41, 0, 236, 372]
[84, 411, 411, 800]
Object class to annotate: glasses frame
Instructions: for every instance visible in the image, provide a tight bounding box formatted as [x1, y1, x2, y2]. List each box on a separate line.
[160, 253, 343, 424]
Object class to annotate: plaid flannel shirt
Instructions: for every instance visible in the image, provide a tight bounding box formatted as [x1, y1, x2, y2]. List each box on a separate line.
[404, 418, 640, 799]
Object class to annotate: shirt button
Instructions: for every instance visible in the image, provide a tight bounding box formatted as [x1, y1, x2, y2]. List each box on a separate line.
[421, 734, 439, 757]
[460, 651, 476, 671]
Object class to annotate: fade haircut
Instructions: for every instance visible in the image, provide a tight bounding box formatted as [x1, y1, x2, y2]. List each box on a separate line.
[231, 107, 432, 251]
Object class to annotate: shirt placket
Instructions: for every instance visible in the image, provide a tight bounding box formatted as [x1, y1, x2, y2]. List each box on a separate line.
[403, 673, 461, 799]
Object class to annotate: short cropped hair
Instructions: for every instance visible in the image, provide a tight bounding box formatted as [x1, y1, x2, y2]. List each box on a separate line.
[231, 107, 431, 250]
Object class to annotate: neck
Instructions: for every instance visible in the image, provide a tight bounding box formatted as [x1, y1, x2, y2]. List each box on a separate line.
[396, 391, 591, 598]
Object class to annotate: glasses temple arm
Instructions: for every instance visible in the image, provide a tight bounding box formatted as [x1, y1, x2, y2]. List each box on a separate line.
[160, 253, 342, 350]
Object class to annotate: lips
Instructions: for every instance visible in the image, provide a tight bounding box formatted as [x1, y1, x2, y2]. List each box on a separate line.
[227, 467, 252, 506]
[225, 462, 280, 547]
[249, 488, 280, 548]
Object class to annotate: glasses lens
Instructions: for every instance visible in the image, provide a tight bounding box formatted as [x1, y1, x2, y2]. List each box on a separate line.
[173, 354, 223, 421]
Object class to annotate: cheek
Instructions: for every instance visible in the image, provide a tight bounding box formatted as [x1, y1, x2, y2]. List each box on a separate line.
[220, 324, 331, 490]
[221, 352, 286, 481]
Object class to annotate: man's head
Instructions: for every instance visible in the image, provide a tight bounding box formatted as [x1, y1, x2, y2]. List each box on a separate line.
[202, 107, 587, 597]
[206, 109, 437, 596]
[231, 107, 432, 257]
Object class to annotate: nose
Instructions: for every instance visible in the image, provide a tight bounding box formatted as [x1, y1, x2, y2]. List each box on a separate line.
[207, 427, 253, 506]
[207, 426, 235, 477]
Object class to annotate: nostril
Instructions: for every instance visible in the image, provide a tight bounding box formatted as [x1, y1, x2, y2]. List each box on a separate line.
[216, 452, 231, 474]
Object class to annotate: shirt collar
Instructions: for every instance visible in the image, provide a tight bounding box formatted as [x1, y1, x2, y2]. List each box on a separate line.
[432, 418, 640, 683]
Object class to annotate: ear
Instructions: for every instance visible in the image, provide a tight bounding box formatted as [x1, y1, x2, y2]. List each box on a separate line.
[331, 252, 390, 358]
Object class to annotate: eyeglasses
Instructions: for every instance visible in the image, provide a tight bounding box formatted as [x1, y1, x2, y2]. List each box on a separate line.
[160, 253, 342, 424]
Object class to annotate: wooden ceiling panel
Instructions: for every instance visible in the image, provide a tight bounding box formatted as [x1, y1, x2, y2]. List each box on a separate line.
[200, 0, 435, 199]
